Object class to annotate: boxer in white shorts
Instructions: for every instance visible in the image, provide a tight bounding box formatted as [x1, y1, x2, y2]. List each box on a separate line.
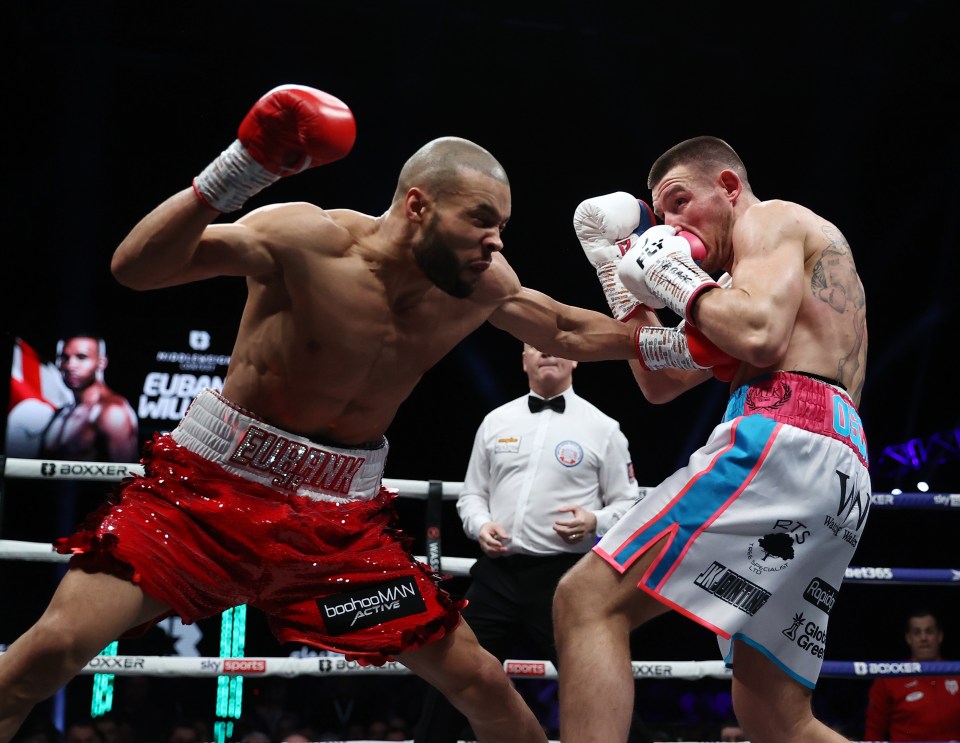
[557, 136, 870, 743]
[594, 371, 869, 688]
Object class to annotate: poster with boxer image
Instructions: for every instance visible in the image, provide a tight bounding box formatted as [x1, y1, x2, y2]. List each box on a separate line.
[4, 327, 231, 465]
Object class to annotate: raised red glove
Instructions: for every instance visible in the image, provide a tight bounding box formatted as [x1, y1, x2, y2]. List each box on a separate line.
[194, 84, 356, 213]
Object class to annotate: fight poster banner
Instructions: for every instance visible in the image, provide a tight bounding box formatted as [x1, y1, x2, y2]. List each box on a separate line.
[5, 328, 231, 464]
[136, 328, 231, 438]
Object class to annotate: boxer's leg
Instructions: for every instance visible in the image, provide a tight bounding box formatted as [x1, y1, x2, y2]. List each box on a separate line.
[0, 569, 170, 742]
[730, 640, 847, 743]
[553, 544, 670, 743]
[399, 620, 548, 743]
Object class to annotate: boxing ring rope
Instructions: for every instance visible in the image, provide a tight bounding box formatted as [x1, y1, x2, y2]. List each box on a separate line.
[3, 538, 959, 587]
[4, 654, 951, 682]
[1, 455, 958, 740]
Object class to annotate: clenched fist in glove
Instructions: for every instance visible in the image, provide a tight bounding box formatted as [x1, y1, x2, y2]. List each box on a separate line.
[634, 322, 738, 382]
[194, 85, 357, 213]
[618, 225, 719, 323]
[573, 191, 656, 321]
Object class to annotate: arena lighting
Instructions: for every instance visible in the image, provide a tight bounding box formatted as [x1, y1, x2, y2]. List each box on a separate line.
[90, 642, 118, 717]
[917, 481, 930, 492]
[214, 605, 247, 743]
[874, 426, 960, 476]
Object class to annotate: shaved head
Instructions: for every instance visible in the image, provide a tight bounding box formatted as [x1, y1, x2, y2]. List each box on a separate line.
[392, 136, 509, 203]
[647, 135, 751, 192]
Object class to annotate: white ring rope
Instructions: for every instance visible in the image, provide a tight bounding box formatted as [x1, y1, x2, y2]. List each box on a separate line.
[0, 539, 957, 586]
[0, 653, 730, 680]
[0, 456, 463, 498]
[0, 650, 955, 682]
[5, 457, 960, 507]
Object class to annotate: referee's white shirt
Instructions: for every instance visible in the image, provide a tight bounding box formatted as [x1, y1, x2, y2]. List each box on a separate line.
[457, 386, 641, 556]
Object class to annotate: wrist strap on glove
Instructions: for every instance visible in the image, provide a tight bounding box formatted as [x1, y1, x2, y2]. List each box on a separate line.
[645, 250, 719, 322]
[193, 140, 282, 213]
[634, 326, 707, 372]
[597, 261, 642, 321]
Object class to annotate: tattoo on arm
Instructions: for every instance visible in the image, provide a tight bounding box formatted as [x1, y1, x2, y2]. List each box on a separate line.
[810, 225, 868, 403]
[810, 228, 863, 314]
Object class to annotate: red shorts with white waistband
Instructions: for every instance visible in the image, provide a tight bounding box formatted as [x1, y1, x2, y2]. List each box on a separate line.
[54, 435, 464, 665]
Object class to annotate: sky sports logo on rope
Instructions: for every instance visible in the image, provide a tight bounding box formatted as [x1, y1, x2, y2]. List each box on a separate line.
[317, 577, 427, 635]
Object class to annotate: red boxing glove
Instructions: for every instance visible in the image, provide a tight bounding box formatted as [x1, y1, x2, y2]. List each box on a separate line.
[194, 85, 357, 213]
[685, 324, 738, 382]
[634, 323, 738, 382]
[239, 85, 356, 174]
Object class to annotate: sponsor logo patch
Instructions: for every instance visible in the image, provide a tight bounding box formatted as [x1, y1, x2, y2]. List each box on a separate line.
[844, 566, 894, 580]
[853, 661, 922, 676]
[85, 656, 145, 670]
[41, 462, 135, 479]
[746, 532, 795, 575]
[317, 577, 427, 635]
[494, 436, 521, 453]
[506, 661, 547, 676]
[555, 440, 584, 467]
[694, 561, 771, 616]
[632, 664, 674, 678]
[223, 659, 266, 673]
[803, 577, 838, 614]
[781, 612, 827, 659]
[827, 469, 869, 548]
[230, 425, 365, 494]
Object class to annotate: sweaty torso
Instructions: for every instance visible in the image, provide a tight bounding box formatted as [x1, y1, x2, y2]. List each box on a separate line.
[731, 201, 868, 405]
[218, 204, 509, 445]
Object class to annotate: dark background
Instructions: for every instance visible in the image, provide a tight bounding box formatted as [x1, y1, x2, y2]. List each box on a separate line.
[3, 0, 960, 739]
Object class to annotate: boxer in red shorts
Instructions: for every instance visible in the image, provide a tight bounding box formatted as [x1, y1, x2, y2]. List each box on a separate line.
[55, 388, 463, 663]
[0, 85, 639, 743]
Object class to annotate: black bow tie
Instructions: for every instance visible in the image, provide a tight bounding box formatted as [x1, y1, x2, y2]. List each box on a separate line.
[528, 395, 565, 414]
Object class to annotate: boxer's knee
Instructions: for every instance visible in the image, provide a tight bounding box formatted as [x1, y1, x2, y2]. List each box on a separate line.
[553, 553, 605, 629]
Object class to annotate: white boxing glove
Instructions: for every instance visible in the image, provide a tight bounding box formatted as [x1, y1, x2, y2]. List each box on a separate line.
[617, 225, 719, 323]
[574, 192, 656, 321]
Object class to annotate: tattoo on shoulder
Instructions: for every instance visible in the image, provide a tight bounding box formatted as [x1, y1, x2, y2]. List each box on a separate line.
[810, 225, 862, 314]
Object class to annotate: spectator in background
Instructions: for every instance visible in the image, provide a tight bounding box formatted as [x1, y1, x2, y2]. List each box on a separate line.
[164, 718, 206, 743]
[40, 335, 139, 463]
[720, 718, 747, 742]
[91, 713, 127, 743]
[8, 716, 61, 743]
[63, 720, 103, 743]
[415, 343, 640, 741]
[864, 608, 960, 741]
